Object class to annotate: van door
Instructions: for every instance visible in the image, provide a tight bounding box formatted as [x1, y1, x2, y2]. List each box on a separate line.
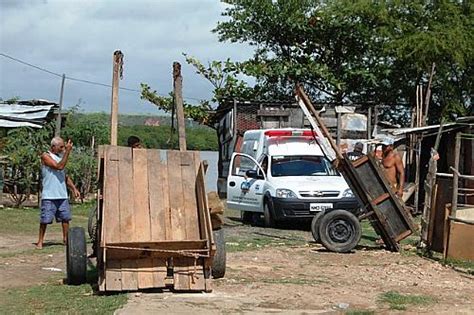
[227, 153, 266, 213]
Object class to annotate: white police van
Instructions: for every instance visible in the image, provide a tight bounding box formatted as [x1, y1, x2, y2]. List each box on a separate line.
[226, 128, 360, 229]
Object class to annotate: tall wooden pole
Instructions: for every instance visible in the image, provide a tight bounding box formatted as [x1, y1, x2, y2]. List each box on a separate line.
[110, 50, 123, 146]
[173, 62, 186, 151]
[55, 74, 66, 136]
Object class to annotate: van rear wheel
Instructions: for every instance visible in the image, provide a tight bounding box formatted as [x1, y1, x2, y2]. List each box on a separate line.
[263, 202, 275, 228]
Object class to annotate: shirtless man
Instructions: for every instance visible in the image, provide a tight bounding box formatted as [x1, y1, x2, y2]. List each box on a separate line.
[381, 138, 404, 197]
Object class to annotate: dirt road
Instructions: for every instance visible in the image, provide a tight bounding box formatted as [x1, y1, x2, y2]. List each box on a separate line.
[1, 214, 473, 314]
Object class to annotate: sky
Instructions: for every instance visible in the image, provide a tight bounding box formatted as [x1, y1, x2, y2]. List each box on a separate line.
[0, 0, 254, 114]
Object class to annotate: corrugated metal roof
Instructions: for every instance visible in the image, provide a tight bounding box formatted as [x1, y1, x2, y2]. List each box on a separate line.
[0, 101, 58, 128]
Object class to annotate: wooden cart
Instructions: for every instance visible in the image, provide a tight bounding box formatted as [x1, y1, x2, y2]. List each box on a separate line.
[296, 85, 416, 252]
[94, 146, 215, 292]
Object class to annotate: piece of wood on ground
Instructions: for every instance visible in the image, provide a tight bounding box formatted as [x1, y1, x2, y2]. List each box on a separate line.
[446, 221, 474, 261]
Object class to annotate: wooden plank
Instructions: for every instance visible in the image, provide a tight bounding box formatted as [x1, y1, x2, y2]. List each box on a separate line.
[173, 257, 205, 291]
[137, 258, 155, 289]
[120, 259, 138, 291]
[104, 146, 120, 243]
[147, 149, 167, 241]
[447, 221, 474, 261]
[152, 258, 167, 288]
[372, 193, 390, 205]
[117, 146, 134, 242]
[105, 260, 122, 291]
[167, 151, 186, 240]
[133, 149, 151, 242]
[180, 152, 200, 240]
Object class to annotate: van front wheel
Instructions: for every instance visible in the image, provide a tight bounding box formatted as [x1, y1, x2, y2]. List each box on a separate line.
[263, 202, 275, 228]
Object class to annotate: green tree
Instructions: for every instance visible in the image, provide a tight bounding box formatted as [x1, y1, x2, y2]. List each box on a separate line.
[212, 0, 472, 122]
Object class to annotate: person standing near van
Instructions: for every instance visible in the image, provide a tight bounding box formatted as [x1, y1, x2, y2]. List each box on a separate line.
[36, 137, 80, 249]
[347, 142, 364, 161]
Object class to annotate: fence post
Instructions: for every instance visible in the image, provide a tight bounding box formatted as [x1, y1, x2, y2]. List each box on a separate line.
[55, 74, 66, 137]
[110, 50, 123, 146]
[173, 62, 187, 152]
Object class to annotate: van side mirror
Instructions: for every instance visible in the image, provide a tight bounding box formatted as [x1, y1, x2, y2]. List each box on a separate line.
[246, 169, 264, 180]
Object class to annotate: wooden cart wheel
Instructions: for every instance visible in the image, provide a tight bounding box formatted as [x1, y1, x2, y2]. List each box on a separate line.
[318, 210, 361, 253]
[310, 211, 325, 243]
[211, 228, 226, 279]
[67, 227, 87, 285]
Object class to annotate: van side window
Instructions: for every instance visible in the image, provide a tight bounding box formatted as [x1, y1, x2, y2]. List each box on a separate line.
[232, 155, 258, 177]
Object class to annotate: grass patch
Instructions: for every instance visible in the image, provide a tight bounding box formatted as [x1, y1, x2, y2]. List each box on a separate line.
[0, 281, 127, 314]
[225, 234, 306, 252]
[0, 201, 93, 236]
[378, 291, 436, 310]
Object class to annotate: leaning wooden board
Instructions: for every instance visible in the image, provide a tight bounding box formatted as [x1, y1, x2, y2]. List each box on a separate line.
[97, 145, 215, 292]
[340, 155, 417, 251]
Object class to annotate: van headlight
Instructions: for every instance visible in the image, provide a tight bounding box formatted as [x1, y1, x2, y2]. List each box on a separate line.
[276, 189, 297, 199]
[342, 188, 354, 198]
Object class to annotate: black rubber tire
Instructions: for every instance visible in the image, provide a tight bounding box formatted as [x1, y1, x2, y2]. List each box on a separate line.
[310, 211, 325, 243]
[318, 210, 361, 253]
[263, 202, 275, 228]
[67, 227, 87, 285]
[211, 228, 226, 279]
[240, 211, 253, 224]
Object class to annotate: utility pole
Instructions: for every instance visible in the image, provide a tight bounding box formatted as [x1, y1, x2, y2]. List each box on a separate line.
[55, 74, 66, 136]
[173, 62, 186, 151]
[110, 50, 123, 146]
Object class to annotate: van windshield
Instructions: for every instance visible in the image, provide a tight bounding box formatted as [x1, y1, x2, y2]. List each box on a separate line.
[271, 155, 339, 177]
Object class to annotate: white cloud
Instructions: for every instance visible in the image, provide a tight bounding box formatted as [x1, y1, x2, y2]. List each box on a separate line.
[0, 0, 253, 114]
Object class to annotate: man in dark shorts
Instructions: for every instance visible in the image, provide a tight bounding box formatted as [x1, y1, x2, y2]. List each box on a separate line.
[36, 137, 80, 249]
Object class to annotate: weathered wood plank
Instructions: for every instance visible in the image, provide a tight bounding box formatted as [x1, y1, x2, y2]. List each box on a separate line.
[104, 146, 120, 243]
[447, 221, 474, 261]
[173, 257, 205, 291]
[120, 259, 138, 291]
[167, 151, 186, 240]
[147, 150, 166, 241]
[137, 258, 155, 289]
[133, 149, 151, 242]
[105, 260, 122, 291]
[117, 146, 134, 242]
[152, 258, 167, 288]
[180, 152, 200, 240]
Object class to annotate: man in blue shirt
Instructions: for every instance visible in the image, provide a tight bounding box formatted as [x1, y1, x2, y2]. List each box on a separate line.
[36, 137, 80, 249]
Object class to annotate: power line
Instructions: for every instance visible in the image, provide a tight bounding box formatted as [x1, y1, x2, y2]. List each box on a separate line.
[0, 52, 206, 102]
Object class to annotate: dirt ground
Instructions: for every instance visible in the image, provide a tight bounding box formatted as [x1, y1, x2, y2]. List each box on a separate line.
[1, 215, 473, 314]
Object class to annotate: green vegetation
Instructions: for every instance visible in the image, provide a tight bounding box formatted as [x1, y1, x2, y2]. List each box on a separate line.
[378, 291, 436, 311]
[346, 310, 375, 315]
[143, 1, 473, 126]
[0, 281, 127, 314]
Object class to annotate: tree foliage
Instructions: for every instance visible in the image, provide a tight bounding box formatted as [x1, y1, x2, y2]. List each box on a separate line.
[213, 0, 472, 121]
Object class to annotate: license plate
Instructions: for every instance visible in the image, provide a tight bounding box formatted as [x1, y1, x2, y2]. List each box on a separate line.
[310, 203, 333, 212]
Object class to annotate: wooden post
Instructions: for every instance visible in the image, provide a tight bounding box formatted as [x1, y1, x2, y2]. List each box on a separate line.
[423, 63, 436, 126]
[110, 50, 123, 146]
[367, 106, 372, 140]
[336, 112, 341, 146]
[296, 85, 343, 160]
[173, 62, 186, 152]
[451, 133, 461, 217]
[55, 74, 66, 137]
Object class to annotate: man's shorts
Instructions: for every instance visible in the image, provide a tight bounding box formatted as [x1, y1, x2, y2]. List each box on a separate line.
[40, 199, 72, 224]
